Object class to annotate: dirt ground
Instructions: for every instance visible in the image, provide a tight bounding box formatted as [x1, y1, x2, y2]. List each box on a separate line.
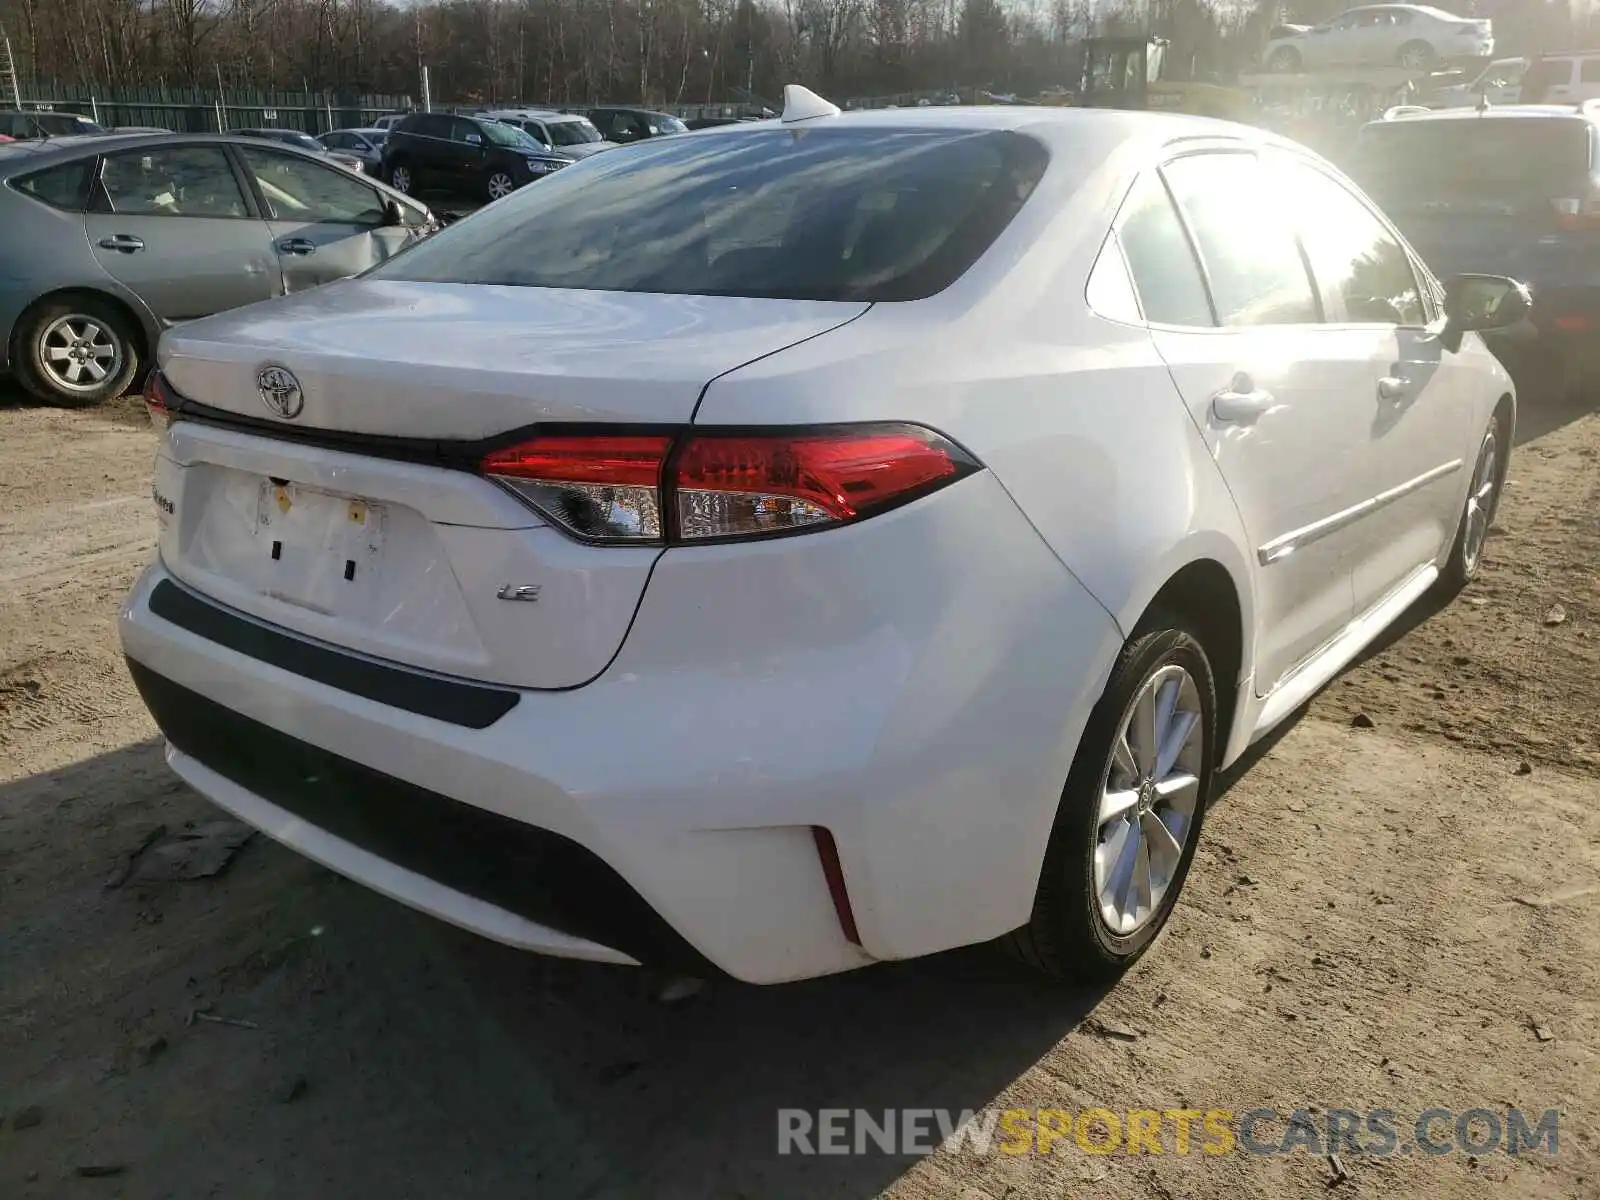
[1, 384, 1596, 1200]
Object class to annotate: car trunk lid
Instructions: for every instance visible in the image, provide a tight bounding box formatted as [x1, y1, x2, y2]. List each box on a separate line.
[153, 280, 868, 689]
[160, 279, 868, 438]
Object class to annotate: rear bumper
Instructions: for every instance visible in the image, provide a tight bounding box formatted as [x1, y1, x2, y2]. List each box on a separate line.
[120, 471, 1122, 983]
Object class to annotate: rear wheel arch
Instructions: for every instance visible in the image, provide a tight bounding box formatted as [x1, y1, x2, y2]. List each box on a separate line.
[1134, 559, 1246, 761]
[13, 286, 154, 367]
[9, 287, 155, 402]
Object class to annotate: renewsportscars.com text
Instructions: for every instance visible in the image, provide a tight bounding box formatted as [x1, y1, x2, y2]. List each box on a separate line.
[777, 1106, 1560, 1158]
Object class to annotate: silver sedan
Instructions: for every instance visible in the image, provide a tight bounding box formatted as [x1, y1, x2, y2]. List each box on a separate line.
[0, 132, 435, 405]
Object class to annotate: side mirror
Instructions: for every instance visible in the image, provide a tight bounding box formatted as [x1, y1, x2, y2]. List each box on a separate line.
[1441, 273, 1531, 349]
[383, 198, 406, 227]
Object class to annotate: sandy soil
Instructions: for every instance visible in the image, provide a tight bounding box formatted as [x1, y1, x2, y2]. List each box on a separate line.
[0, 386, 1595, 1199]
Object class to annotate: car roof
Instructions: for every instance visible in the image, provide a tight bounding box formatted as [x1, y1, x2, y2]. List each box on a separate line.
[0, 131, 356, 176]
[688, 104, 1229, 138]
[672, 105, 1308, 163]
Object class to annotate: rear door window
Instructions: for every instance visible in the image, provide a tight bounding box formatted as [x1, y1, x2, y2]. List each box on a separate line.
[372, 126, 1048, 302]
[1161, 153, 1320, 327]
[14, 159, 93, 211]
[1114, 171, 1213, 326]
[96, 146, 249, 218]
[411, 114, 452, 139]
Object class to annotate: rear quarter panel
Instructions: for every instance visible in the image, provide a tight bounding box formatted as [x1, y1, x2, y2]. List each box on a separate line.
[0, 182, 162, 367]
[694, 126, 1260, 685]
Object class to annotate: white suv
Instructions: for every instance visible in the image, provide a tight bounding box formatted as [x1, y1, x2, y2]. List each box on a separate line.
[1265, 5, 1494, 73]
[1518, 51, 1600, 104]
[121, 97, 1526, 985]
[483, 109, 615, 160]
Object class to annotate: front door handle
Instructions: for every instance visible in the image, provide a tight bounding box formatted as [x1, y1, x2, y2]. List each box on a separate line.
[278, 237, 318, 256]
[1211, 385, 1275, 424]
[97, 234, 145, 253]
[1378, 375, 1412, 401]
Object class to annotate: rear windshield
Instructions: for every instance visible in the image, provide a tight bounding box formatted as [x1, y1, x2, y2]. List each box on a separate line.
[548, 119, 601, 146]
[1350, 120, 1593, 209]
[371, 127, 1048, 302]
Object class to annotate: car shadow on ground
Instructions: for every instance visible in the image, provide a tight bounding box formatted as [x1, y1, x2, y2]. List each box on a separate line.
[0, 738, 1115, 1198]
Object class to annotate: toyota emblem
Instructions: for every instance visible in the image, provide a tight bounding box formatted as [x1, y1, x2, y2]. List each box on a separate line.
[257, 365, 304, 420]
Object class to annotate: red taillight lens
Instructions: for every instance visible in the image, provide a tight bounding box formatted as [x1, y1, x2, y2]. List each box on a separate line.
[482, 434, 672, 542]
[480, 424, 977, 544]
[142, 370, 174, 430]
[674, 426, 971, 540]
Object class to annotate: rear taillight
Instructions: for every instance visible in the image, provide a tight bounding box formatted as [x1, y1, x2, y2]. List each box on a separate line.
[481, 424, 979, 545]
[143, 370, 174, 430]
[482, 434, 671, 541]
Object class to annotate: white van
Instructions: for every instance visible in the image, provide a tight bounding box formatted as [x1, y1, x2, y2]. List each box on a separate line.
[1429, 56, 1526, 108]
[1518, 51, 1600, 104]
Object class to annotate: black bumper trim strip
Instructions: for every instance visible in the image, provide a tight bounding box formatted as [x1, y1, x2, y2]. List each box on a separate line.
[148, 579, 518, 730]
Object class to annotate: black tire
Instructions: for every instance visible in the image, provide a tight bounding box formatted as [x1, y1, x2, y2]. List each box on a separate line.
[1397, 41, 1434, 71]
[1437, 410, 1509, 595]
[1267, 47, 1301, 73]
[1005, 619, 1218, 981]
[12, 294, 142, 407]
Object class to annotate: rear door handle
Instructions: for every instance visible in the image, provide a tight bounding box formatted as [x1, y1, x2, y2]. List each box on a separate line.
[97, 234, 145, 253]
[1378, 375, 1412, 401]
[278, 237, 318, 256]
[1211, 386, 1275, 424]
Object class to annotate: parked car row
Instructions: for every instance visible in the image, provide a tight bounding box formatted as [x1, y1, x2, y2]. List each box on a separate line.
[0, 132, 435, 404]
[352, 105, 692, 202]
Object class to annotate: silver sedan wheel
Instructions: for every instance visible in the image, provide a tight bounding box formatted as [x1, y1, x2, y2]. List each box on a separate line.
[390, 166, 412, 193]
[1094, 663, 1204, 936]
[1461, 427, 1498, 575]
[1399, 45, 1430, 69]
[487, 171, 516, 200]
[39, 314, 122, 394]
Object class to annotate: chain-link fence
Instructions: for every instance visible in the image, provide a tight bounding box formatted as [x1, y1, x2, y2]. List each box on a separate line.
[16, 82, 414, 134]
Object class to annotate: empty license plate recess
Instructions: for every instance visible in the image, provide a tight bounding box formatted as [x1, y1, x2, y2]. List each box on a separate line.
[255, 479, 386, 598]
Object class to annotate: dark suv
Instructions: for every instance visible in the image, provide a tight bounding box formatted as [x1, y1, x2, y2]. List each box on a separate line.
[585, 107, 688, 144]
[1, 110, 108, 139]
[1349, 104, 1600, 400]
[380, 113, 569, 203]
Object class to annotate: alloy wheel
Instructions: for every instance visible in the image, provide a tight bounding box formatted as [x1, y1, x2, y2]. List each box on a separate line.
[38, 314, 122, 394]
[390, 166, 412, 193]
[487, 172, 516, 200]
[1461, 428, 1498, 576]
[1094, 663, 1204, 936]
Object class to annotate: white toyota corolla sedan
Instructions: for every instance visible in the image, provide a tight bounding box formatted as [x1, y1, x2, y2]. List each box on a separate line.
[121, 88, 1526, 985]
